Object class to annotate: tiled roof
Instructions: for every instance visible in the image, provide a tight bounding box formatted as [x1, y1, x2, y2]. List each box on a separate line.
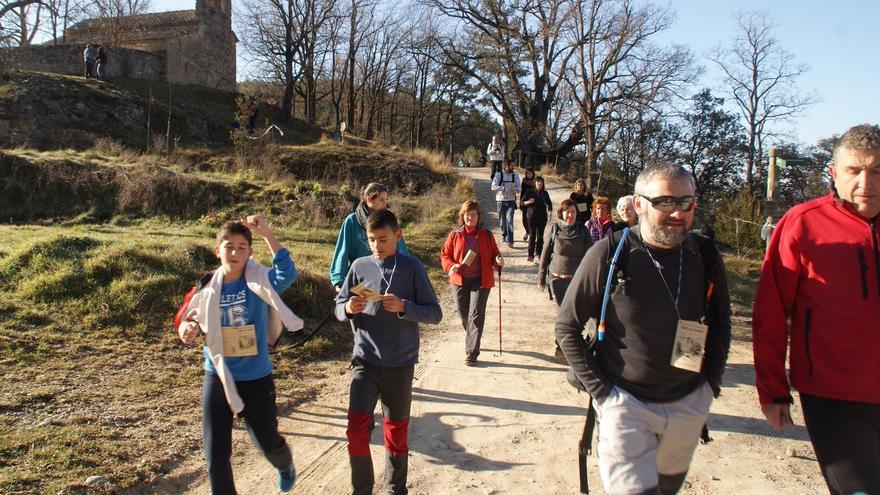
[68, 10, 198, 32]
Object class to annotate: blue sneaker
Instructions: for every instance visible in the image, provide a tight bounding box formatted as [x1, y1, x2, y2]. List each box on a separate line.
[278, 464, 296, 492]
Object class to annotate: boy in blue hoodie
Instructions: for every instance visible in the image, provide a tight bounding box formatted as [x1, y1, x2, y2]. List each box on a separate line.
[175, 215, 302, 494]
[335, 209, 442, 495]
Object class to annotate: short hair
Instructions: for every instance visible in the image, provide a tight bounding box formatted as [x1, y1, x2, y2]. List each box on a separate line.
[556, 199, 575, 219]
[593, 196, 611, 209]
[617, 195, 633, 209]
[366, 209, 399, 232]
[457, 200, 480, 225]
[833, 124, 880, 164]
[534, 175, 544, 184]
[634, 162, 696, 195]
[216, 221, 252, 246]
[361, 182, 388, 202]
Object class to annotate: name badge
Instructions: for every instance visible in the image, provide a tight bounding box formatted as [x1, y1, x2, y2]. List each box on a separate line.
[462, 249, 478, 267]
[576, 203, 588, 213]
[222, 324, 258, 357]
[671, 319, 708, 372]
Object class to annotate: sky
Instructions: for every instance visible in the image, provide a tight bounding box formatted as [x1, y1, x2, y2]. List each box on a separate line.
[151, 0, 878, 147]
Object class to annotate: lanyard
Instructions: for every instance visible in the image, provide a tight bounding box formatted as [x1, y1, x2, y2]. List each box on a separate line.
[643, 242, 683, 320]
[373, 256, 397, 295]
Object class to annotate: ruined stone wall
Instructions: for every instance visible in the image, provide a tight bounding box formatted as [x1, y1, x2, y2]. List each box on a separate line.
[2, 44, 166, 81]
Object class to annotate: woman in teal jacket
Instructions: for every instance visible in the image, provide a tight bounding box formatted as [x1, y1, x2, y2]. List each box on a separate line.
[329, 182, 409, 289]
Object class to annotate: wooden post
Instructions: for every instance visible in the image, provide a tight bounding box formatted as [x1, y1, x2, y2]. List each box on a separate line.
[767, 147, 778, 203]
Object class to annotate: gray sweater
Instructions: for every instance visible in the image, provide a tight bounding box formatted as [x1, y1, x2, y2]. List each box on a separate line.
[539, 220, 593, 285]
[554, 228, 731, 403]
[335, 252, 442, 366]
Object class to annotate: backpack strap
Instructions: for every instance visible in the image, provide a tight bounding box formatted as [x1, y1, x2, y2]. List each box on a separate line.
[598, 228, 630, 342]
[578, 396, 597, 494]
[691, 233, 721, 326]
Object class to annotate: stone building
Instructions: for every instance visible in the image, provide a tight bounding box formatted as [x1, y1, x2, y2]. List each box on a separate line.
[6, 0, 236, 91]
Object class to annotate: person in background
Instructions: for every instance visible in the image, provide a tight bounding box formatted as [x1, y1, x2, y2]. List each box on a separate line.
[586, 196, 614, 242]
[83, 44, 95, 79]
[613, 195, 637, 231]
[570, 178, 594, 226]
[487, 135, 505, 181]
[521, 176, 552, 262]
[95, 45, 108, 81]
[520, 168, 536, 241]
[538, 199, 592, 359]
[330, 183, 409, 291]
[490, 159, 522, 248]
[440, 200, 504, 366]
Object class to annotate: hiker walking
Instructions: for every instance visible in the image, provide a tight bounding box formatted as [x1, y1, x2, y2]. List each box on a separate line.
[174, 216, 302, 494]
[330, 182, 409, 291]
[521, 176, 552, 262]
[556, 162, 731, 495]
[519, 167, 536, 241]
[440, 200, 504, 366]
[336, 210, 442, 495]
[753, 124, 880, 495]
[570, 178, 594, 226]
[538, 199, 592, 359]
[490, 159, 521, 248]
[487, 135, 505, 181]
[83, 44, 95, 79]
[585, 196, 614, 242]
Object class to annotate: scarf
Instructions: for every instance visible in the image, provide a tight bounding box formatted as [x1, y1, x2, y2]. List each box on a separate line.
[355, 201, 372, 228]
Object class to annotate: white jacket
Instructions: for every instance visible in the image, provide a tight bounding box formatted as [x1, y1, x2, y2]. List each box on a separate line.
[178, 259, 303, 413]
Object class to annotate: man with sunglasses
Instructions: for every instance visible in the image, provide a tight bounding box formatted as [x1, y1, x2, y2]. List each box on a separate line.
[556, 162, 731, 495]
[753, 124, 880, 495]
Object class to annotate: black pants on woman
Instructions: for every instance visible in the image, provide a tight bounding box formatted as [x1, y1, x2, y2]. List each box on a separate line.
[453, 276, 491, 358]
[801, 393, 880, 495]
[202, 373, 292, 495]
[526, 212, 548, 258]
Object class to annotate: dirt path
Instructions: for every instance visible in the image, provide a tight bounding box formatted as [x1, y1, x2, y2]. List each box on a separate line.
[148, 168, 823, 494]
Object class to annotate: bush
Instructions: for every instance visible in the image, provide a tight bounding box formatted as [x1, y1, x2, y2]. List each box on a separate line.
[711, 189, 764, 256]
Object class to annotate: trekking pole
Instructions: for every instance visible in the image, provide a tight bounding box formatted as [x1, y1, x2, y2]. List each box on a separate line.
[498, 267, 503, 355]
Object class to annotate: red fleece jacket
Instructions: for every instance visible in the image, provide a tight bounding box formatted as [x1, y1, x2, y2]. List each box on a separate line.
[440, 225, 501, 289]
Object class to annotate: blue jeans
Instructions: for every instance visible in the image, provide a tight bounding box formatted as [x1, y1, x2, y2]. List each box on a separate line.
[497, 200, 516, 244]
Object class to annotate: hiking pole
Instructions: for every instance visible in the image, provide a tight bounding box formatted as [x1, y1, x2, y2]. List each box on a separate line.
[271, 308, 336, 355]
[498, 266, 503, 355]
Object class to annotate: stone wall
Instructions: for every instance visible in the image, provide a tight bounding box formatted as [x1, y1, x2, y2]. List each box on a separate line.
[1, 44, 166, 81]
[165, 11, 236, 92]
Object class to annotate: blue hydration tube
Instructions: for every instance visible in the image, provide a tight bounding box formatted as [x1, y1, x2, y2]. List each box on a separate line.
[598, 227, 630, 342]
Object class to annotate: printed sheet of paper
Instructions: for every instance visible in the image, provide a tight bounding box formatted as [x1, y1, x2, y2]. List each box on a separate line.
[221, 324, 258, 357]
[462, 249, 478, 267]
[576, 203, 589, 212]
[671, 319, 708, 372]
[350, 283, 383, 302]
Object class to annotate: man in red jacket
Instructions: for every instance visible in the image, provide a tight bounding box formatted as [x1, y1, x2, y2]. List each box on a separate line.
[753, 124, 880, 495]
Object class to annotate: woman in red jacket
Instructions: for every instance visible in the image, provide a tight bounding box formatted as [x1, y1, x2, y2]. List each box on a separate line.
[441, 200, 504, 366]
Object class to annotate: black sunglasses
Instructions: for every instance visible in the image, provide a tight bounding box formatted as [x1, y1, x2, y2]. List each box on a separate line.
[638, 194, 696, 212]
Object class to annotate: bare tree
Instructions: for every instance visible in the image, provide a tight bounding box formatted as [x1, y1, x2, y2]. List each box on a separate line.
[564, 0, 696, 185]
[0, 0, 45, 45]
[709, 11, 817, 192]
[427, 0, 579, 167]
[42, 0, 85, 45]
[78, 0, 151, 45]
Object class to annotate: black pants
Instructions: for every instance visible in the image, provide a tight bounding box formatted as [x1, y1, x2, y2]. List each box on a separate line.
[84, 60, 94, 78]
[801, 393, 880, 495]
[526, 213, 548, 258]
[453, 276, 491, 357]
[202, 373, 292, 495]
[347, 358, 415, 495]
[550, 277, 572, 307]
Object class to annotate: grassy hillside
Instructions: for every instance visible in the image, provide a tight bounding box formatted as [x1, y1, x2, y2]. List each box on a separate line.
[0, 135, 471, 493]
[0, 71, 323, 150]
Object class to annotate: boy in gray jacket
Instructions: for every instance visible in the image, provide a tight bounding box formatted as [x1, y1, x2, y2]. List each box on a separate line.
[335, 209, 442, 495]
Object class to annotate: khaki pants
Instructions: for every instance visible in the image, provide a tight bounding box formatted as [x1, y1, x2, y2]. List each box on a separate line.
[594, 382, 713, 495]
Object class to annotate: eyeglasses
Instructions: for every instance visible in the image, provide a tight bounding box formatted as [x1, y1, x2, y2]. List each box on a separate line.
[638, 194, 696, 212]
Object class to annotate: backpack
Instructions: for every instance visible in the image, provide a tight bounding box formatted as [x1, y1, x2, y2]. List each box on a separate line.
[572, 228, 721, 494]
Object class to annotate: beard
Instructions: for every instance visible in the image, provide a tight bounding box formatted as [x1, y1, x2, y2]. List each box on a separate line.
[645, 219, 690, 247]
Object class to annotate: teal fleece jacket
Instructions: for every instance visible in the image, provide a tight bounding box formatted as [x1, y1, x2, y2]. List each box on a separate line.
[329, 212, 410, 287]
